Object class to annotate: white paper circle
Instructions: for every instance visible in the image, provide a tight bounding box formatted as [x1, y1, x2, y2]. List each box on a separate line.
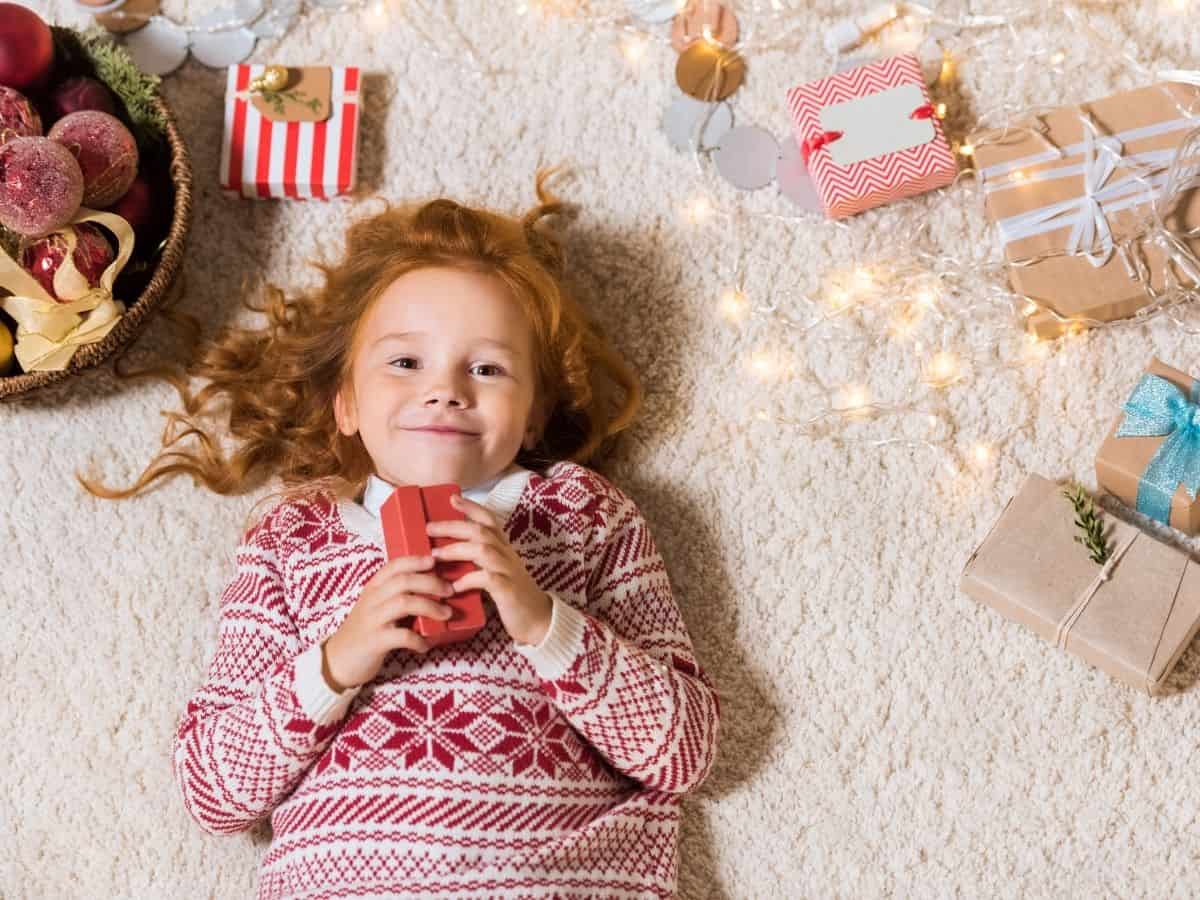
[627, 0, 679, 24]
[663, 95, 733, 153]
[75, 0, 128, 13]
[251, 0, 301, 37]
[189, 10, 258, 68]
[777, 135, 823, 212]
[122, 18, 189, 75]
[714, 126, 779, 191]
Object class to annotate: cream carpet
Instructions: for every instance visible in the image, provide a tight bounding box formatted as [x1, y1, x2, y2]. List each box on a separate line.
[6, 1, 1200, 897]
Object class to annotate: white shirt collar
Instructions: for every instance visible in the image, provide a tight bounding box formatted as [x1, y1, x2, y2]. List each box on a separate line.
[360, 464, 530, 519]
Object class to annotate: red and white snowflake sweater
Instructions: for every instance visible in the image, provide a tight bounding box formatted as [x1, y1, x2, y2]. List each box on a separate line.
[173, 460, 720, 899]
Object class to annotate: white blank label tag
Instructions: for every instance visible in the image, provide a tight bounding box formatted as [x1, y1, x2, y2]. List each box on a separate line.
[818, 83, 933, 167]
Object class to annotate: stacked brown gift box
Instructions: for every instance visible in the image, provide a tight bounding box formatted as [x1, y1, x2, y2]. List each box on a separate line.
[962, 358, 1200, 695]
[970, 82, 1200, 339]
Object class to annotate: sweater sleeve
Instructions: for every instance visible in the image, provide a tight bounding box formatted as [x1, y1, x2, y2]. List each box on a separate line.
[513, 490, 720, 795]
[172, 515, 362, 836]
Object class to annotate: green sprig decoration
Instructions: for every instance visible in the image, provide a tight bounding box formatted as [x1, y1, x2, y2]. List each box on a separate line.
[1062, 483, 1111, 565]
[50, 26, 167, 154]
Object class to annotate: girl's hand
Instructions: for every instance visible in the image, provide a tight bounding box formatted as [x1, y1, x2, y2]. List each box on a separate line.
[322, 554, 455, 691]
[426, 494, 553, 647]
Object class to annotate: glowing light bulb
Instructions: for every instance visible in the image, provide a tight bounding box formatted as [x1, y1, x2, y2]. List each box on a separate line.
[935, 102, 947, 119]
[1022, 299, 1039, 317]
[1012, 170, 1027, 183]
[959, 143, 975, 157]
[854, 267, 873, 289]
[719, 288, 749, 322]
[1066, 321, 1087, 337]
[972, 444, 992, 465]
[838, 384, 872, 417]
[622, 36, 648, 64]
[749, 349, 776, 379]
[916, 287, 939, 308]
[1050, 51, 1066, 65]
[925, 351, 960, 386]
[686, 196, 712, 223]
[828, 289, 853, 312]
[369, 0, 389, 23]
[939, 53, 955, 84]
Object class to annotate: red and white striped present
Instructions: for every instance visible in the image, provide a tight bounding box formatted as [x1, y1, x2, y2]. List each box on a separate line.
[220, 64, 360, 200]
[786, 54, 957, 218]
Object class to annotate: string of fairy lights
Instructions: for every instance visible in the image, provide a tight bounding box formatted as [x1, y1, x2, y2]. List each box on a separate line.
[546, 0, 1200, 479]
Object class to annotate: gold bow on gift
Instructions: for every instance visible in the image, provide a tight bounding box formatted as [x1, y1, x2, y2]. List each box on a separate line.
[0, 209, 134, 372]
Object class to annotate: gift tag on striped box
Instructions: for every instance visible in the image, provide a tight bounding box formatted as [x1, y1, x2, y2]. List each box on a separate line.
[220, 64, 361, 200]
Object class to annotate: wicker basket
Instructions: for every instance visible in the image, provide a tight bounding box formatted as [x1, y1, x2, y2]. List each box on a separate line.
[0, 93, 193, 401]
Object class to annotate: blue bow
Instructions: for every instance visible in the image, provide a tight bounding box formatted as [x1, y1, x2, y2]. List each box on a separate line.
[1116, 373, 1200, 525]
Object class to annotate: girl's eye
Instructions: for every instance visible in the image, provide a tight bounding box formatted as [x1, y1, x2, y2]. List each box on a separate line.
[389, 357, 419, 369]
[472, 364, 504, 377]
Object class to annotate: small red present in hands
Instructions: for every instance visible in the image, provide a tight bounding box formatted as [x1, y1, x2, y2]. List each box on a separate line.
[380, 483, 486, 648]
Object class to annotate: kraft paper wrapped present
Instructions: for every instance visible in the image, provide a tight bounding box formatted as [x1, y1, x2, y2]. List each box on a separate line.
[969, 82, 1200, 339]
[961, 473, 1200, 695]
[1097, 357, 1200, 534]
[785, 53, 958, 218]
[220, 64, 361, 199]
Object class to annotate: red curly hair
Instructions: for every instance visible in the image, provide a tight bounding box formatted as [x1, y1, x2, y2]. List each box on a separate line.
[80, 171, 642, 529]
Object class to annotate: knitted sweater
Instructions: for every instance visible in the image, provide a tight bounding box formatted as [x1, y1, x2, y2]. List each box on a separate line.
[173, 461, 721, 899]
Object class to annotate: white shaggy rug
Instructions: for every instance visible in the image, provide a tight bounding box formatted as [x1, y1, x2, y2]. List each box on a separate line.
[7, 1, 1200, 897]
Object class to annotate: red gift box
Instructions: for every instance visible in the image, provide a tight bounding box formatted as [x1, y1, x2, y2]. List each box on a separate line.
[220, 64, 360, 200]
[380, 484, 487, 648]
[786, 53, 957, 218]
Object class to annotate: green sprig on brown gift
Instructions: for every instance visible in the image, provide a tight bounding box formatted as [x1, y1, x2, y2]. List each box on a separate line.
[1062, 482, 1111, 565]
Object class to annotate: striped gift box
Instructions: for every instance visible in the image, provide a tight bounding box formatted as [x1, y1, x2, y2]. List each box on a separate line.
[220, 64, 360, 200]
[786, 54, 957, 218]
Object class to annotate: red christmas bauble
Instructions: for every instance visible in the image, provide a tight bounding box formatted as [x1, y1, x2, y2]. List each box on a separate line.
[0, 136, 83, 236]
[48, 110, 139, 209]
[0, 4, 54, 94]
[0, 85, 40, 146]
[105, 172, 166, 251]
[20, 222, 114, 301]
[47, 76, 117, 122]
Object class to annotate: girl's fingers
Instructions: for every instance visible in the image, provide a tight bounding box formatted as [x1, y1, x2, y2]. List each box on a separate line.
[447, 569, 504, 595]
[450, 494, 502, 530]
[385, 627, 431, 655]
[380, 572, 453, 598]
[380, 593, 453, 624]
[430, 540, 506, 571]
[371, 554, 436, 583]
[425, 519, 495, 543]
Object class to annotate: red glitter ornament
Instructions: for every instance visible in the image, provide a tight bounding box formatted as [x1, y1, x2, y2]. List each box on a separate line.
[48, 110, 139, 209]
[0, 85, 39, 146]
[105, 172, 166, 251]
[47, 77, 117, 122]
[20, 222, 115, 301]
[0, 4, 54, 94]
[0, 136, 84, 237]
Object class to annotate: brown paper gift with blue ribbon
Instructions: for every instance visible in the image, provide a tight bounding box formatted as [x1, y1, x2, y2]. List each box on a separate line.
[1096, 358, 1200, 535]
[961, 473, 1200, 695]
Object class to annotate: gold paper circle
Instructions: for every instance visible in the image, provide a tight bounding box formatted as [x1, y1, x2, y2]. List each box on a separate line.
[670, 1, 739, 52]
[97, 0, 161, 35]
[675, 42, 745, 102]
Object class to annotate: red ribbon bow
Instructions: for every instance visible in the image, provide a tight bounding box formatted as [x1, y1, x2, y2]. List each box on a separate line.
[801, 130, 844, 165]
[909, 103, 935, 120]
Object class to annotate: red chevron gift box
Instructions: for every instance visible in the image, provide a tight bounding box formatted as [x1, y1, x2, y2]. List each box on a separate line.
[220, 64, 360, 199]
[786, 54, 957, 218]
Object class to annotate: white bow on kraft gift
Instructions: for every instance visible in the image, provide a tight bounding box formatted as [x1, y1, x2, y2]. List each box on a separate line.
[992, 112, 1178, 269]
[0, 209, 135, 373]
[1116, 124, 1200, 300]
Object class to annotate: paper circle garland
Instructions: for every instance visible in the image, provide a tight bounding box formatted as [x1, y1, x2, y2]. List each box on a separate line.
[713, 125, 779, 190]
[670, 0, 739, 52]
[675, 41, 745, 102]
[663, 94, 734, 153]
[122, 17, 189, 74]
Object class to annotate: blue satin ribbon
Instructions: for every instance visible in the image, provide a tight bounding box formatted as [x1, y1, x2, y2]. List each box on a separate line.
[1116, 373, 1200, 525]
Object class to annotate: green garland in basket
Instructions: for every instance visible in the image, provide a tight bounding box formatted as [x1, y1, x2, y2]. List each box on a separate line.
[50, 25, 167, 153]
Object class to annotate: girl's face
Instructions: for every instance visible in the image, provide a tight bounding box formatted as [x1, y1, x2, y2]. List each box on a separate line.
[334, 266, 542, 490]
